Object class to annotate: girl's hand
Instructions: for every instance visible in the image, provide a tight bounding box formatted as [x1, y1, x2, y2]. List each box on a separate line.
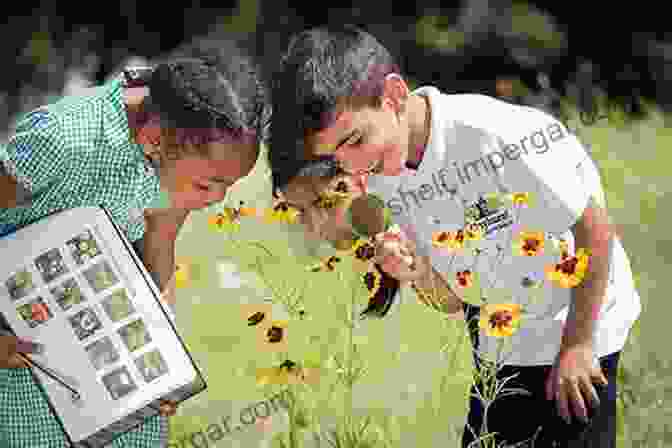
[158, 399, 178, 417]
[144, 208, 190, 237]
[0, 335, 40, 368]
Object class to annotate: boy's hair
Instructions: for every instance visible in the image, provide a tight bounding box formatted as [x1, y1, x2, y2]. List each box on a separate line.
[141, 38, 271, 156]
[269, 25, 400, 191]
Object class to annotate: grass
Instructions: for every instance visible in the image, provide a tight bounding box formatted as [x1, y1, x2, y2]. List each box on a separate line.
[166, 99, 664, 447]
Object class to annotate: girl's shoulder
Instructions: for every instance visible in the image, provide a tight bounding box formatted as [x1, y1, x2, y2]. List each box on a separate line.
[14, 77, 123, 132]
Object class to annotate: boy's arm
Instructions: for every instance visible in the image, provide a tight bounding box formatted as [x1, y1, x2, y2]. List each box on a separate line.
[348, 195, 463, 314]
[563, 195, 613, 348]
[413, 263, 464, 314]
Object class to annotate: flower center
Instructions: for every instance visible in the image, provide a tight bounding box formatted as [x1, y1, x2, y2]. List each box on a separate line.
[489, 310, 513, 329]
[267, 326, 284, 343]
[523, 238, 540, 252]
[559, 257, 578, 274]
[355, 243, 375, 260]
[247, 311, 265, 326]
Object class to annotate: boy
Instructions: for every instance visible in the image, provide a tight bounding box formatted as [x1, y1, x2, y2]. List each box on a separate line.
[269, 25, 641, 447]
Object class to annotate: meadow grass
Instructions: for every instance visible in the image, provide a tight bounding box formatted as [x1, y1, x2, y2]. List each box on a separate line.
[167, 99, 665, 447]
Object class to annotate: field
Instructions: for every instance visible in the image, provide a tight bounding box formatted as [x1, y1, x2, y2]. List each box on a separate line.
[166, 101, 667, 447]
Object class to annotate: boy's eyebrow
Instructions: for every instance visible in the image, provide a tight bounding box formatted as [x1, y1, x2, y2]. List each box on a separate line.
[334, 130, 358, 151]
[208, 176, 233, 183]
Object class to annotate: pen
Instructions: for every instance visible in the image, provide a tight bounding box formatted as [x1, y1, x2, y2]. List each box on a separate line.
[16, 353, 81, 401]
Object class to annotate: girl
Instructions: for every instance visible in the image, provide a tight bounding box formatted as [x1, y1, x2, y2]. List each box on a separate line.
[0, 38, 270, 447]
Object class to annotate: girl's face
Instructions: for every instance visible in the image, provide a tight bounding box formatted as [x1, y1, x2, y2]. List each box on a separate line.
[155, 138, 259, 210]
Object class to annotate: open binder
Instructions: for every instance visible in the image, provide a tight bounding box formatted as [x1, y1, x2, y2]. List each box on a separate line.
[0, 205, 206, 447]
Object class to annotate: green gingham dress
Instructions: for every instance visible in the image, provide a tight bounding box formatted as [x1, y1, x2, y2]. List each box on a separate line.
[0, 75, 169, 446]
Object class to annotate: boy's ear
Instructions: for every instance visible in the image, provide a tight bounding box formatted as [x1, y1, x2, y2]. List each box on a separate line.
[381, 74, 410, 115]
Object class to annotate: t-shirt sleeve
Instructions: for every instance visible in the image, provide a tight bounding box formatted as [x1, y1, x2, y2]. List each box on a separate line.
[0, 109, 70, 197]
[488, 105, 592, 234]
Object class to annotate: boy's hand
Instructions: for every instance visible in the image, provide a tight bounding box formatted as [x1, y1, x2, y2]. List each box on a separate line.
[545, 342, 607, 424]
[372, 227, 431, 284]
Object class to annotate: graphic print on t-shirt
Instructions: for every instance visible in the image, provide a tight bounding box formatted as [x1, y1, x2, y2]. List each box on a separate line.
[464, 195, 514, 237]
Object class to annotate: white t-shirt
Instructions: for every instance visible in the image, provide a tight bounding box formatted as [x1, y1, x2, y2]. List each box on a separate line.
[367, 86, 641, 366]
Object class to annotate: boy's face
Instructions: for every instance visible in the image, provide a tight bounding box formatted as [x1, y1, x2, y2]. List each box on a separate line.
[281, 174, 361, 243]
[303, 76, 412, 188]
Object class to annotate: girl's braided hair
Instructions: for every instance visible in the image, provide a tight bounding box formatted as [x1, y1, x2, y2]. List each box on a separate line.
[142, 38, 270, 153]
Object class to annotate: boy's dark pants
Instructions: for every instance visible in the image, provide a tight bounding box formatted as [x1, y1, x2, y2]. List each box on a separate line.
[461, 303, 620, 447]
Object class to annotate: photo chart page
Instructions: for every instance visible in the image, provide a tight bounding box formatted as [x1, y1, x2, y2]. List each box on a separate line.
[0, 207, 199, 443]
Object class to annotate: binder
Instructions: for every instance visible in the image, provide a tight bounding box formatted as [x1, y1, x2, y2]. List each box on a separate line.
[0, 205, 206, 447]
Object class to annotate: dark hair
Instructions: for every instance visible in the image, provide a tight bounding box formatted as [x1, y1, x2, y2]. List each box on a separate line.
[142, 38, 270, 157]
[269, 25, 399, 191]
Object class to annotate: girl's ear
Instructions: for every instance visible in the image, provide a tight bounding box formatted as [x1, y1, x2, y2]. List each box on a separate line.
[381, 74, 410, 116]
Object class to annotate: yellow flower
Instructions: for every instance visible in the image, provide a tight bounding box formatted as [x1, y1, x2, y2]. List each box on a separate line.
[464, 223, 484, 242]
[307, 255, 342, 273]
[545, 248, 591, 288]
[256, 320, 289, 352]
[314, 193, 351, 210]
[361, 267, 382, 299]
[431, 230, 465, 252]
[347, 238, 377, 272]
[208, 209, 241, 232]
[256, 360, 320, 386]
[506, 192, 532, 207]
[174, 260, 190, 289]
[264, 201, 301, 225]
[513, 231, 545, 256]
[241, 303, 273, 328]
[478, 304, 522, 337]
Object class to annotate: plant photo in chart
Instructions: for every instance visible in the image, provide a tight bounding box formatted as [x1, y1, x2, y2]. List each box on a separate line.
[68, 307, 103, 341]
[66, 230, 102, 265]
[5, 269, 36, 301]
[82, 261, 119, 293]
[101, 366, 138, 400]
[85, 336, 121, 371]
[134, 349, 169, 383]
[50, 277, 87, 311]
[34, 248, 69, 284]
[118, 319, 152, 353]
[100, 289, 135, 322]
[16, 297, 53, 328]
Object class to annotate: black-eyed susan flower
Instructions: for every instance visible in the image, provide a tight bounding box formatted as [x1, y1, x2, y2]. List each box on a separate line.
[506, 192, 533, 207]
[360, 265, 400, 319]
[464, 223, 484, 242]
[307, 255, 342, 273]
[241, 304, 272, 328]
[174, 259, 190, 289]
[478, 304, 522, 337]
[255, 360, 320, 386]
[545, 248, 591, 288]
[256, 320, 289, 352]
[456, 270, 473, 288]
[431, 230, 465, 253]
[361, 266, 382, 299]
[264, 200, 301, 225]
[208, 208, 241, 232]
[513, 231, 545, 256]
[347, 237, 377, 272]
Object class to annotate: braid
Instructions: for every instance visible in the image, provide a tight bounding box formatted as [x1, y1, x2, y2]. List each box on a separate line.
[146, 40, 269, 147]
